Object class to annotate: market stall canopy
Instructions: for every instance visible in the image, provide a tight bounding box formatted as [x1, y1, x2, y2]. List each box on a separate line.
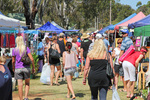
[115, 12, 145, 30]
[97, 24, 113, 34]
[0, 12, 20, 27]
[109, 13, 137, 30]
[51, 21, 66, 30]
[0, 11, 4, 15]
[36, 21, 63, 32]
[134, 25, 150, 36]
[128, 14, 150, 29]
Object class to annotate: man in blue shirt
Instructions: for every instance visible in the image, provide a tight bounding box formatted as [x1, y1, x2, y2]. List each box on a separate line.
[103, 34, 110, 51]
[119, 29, 133, 93]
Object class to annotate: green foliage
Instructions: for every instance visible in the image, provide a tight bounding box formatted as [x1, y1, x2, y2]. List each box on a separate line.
[136, 1, 142, 8]
[142, 89, 148, 100]
[30, 53, 39, 74]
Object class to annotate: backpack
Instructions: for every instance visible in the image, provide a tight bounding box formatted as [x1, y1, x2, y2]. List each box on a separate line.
[119, 45, 135, 62]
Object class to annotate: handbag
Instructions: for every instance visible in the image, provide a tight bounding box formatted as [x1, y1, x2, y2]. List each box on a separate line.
[106, 52, 114, 79]
[21, 48, 31, 65]
[49, 44, 60, 59]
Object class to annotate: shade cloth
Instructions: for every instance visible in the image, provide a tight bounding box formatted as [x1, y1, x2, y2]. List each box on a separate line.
[109, 13, 137, 30]
[128, 14, 150, 29]
[134, 25, 150, 36]
[115, 12, 145, 29]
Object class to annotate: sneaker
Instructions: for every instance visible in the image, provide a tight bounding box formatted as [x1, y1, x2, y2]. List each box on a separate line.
[24, 98, 29, 100]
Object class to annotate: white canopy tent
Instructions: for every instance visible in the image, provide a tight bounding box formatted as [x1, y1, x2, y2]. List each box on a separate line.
[0, 14, 20, 28]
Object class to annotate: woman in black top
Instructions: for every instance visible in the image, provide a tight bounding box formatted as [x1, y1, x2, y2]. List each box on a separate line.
[83, 39, 115, 100]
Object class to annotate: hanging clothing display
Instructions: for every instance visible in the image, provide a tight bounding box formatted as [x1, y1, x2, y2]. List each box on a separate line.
[9, 33, 15, 48]
[0, 33, 4, 48]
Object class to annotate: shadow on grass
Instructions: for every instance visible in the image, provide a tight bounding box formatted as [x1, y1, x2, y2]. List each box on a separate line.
[75, 93, 86, 98]
[59, 81, 67, 85]
[118, 86, 123, 89]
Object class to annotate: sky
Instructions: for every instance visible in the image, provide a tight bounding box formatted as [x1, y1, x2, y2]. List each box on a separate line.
[118, 0, 148, 10]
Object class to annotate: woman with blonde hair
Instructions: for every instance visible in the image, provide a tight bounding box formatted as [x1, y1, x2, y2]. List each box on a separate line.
[12, 34, 35, 100]
[47, 36, 61, 86]
[83, 39, 115, 100]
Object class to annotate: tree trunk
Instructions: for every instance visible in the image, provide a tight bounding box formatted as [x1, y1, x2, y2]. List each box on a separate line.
[22, 0, 41, 29]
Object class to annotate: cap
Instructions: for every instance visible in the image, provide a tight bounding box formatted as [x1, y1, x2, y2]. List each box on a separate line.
[120, 29, 129, 34]
[96, 34, 102, 39]
[49, 36, 52, 38]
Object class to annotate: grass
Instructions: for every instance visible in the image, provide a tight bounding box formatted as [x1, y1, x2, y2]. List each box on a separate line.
[13, 73, 144, 100]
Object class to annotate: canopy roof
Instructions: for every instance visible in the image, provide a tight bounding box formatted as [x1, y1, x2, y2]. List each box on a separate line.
[109, 13, 137, 30]
[36, 21, 63, 32]
[128, 14, 150, 29]
[51, 21, 66, 30]
[115, 12, 145, 29]
[97, 24, 113, 34]
[0, 12, 20, 27]
[134, 25, 150, 36]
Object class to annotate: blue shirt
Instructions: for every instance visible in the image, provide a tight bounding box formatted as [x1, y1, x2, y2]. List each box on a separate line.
[121, 37, 133, 52]
[37, 42, 44, 56]
[103, 38, 110, 49]
[0, 65, 12, 100]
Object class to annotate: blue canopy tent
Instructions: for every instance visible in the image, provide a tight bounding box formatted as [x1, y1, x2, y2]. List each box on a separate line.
[128, 14, 150, 29]
[109, 13, 137, 30]
[97, 24, 113, 34]
[0, 11, 4, 15]
[36, 21, 63, 33]
[51, 21, 79, 32]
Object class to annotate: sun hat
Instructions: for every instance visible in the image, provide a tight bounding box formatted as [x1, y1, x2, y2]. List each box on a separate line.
[120, 29, 129, 34]
[96, 34, 102, 39]
[59, 33, 65, 37]
[81, 33, 89, 39]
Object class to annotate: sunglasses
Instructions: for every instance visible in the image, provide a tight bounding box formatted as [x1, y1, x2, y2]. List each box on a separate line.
[117, 42, 122, 44]
[122, 32, 126, 34]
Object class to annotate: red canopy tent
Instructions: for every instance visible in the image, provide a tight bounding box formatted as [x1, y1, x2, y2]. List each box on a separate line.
[114, 12, 145, 30]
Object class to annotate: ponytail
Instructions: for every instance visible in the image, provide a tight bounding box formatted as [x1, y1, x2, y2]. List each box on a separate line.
[66, 42, 72, 54]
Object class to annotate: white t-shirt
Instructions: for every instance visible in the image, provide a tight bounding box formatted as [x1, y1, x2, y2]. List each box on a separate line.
[114, 47, 121, 65]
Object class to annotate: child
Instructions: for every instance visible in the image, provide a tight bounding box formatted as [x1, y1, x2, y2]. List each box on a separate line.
[63, 42, 78, 100]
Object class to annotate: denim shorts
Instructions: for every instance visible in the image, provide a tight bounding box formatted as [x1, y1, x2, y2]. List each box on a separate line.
[64, 67, 76, 76]
[15, 67, 31, 80]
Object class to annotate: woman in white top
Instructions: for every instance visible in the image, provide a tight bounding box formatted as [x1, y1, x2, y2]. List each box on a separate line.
[112, 39, 124, 90]
[63, 42, 78, 100]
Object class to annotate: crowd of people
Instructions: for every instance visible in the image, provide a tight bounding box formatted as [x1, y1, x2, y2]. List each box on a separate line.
[0, 29, 149, 100]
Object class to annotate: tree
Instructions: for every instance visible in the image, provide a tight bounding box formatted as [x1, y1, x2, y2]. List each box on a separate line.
[136, 1, 142, 8]
[22, 0, 41, 29]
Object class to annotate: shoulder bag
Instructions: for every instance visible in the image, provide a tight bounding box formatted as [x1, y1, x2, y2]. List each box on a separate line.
[49, 44, 60, 59]
[21, 47, 31, 65]
[106, 52, 114, 79]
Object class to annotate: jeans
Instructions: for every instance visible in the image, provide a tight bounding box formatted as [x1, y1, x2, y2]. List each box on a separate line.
[90, 86, 108, 100]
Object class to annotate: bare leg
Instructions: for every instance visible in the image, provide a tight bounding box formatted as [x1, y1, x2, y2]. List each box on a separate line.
[67, 83, 71, 98]
[50, 65, 55, 86]
[55, 65, 61, 84]
[115, 73, 119, 90]
[126, 80, 130, 97]
[18, 79, 23, 100]
[130, 81, 135, 97]
[66, 75, 75, 98]
[24, 78, 30, 98]
[122, 77, 127, 91]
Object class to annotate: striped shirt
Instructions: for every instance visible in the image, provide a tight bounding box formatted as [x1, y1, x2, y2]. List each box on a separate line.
[120, 37, 133, 52]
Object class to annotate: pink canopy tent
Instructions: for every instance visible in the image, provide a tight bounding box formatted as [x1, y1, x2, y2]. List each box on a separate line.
[115, 12, 145, 30]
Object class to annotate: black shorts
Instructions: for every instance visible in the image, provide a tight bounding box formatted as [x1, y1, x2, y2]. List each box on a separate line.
[114, 64, 124, 76]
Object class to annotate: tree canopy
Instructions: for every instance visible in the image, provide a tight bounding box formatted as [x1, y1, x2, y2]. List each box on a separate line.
[0, 0, 150, 30]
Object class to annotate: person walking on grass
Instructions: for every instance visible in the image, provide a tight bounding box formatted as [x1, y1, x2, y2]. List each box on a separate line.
[112, 39, 123, 90]
[12, 34, 35, 100]
[63, 42, 78, 100]
[83, 39, 115, 100]
[47, 36, 61, 86]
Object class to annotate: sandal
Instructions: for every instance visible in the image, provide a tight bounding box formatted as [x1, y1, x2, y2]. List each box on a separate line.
[126, 95, 130, 98]
[70, 97, 76, 100]
[120, 89, 127, 92]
